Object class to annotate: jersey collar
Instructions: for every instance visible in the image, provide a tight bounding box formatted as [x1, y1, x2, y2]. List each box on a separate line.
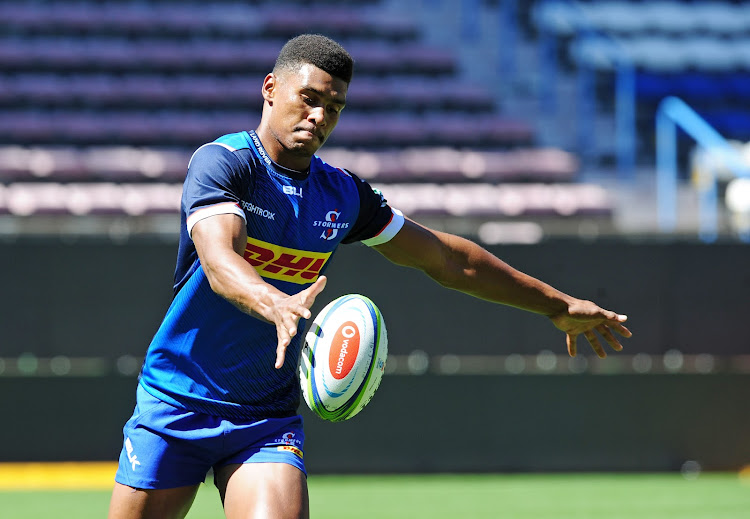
[246, 130, 311, 181]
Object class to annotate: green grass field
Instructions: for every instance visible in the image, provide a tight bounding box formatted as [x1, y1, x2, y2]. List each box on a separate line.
[1, 473, 749, 519]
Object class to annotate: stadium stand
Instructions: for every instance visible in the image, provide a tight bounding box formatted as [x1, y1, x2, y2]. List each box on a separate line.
[534, 0, 750, 151]
[0, 0, 616, 230]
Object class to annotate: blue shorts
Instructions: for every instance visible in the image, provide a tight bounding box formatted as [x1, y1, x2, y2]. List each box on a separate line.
[114, 384, 306, 490]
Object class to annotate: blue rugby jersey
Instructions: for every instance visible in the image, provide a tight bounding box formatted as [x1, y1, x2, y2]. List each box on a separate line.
[139, 130, 404, 420]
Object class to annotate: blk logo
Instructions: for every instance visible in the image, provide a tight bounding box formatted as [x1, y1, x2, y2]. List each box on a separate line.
[125, 437, 141, 471]
[283, 185, 303, 197]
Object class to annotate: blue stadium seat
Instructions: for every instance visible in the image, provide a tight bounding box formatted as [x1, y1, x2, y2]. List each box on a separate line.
[673, 73, 724, 102]
[702, 110, 750, 139]
[584, 1, 645, 34]
[640, 1, 699, 35]
[724, 73, 750, 102]
[635, 72, 676, 100]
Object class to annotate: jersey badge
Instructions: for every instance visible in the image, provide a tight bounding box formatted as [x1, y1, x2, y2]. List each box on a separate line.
[313, 209, 350, 241]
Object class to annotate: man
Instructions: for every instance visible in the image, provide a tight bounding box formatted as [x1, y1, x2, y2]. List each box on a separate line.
[108, 34, 631, 519]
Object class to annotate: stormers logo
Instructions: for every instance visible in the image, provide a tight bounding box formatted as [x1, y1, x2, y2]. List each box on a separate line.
[275, 431, 302, 447]
[243, 237, 331, 284]
[313, 209, 350, 241]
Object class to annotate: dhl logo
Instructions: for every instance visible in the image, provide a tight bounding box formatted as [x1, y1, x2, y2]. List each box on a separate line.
[244, 237, 330, 284]
[277, 445, 304, 459]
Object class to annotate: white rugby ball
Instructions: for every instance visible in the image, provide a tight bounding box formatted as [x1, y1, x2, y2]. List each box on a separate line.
[299, 294, 388, 422]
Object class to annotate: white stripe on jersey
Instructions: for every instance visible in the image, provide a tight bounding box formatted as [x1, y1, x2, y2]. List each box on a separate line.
[362, 208, 405, 247]
[187, 202, 246, 238]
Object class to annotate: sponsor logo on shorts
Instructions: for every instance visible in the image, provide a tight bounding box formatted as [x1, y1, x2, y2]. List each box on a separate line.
[274, 431, 303, 447]
[125, 437, 141, 471]
[314, 209, 350, 241]
[329, 322, 360, 380]
[277, 445, 304, 459]
[243, 237, 331, 284]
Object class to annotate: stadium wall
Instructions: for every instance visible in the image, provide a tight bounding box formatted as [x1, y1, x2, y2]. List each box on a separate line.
[2, 239, 749, 471]
[0, 374, 747, 472]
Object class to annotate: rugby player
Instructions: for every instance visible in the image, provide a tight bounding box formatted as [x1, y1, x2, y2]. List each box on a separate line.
[108, 34, 631, 519]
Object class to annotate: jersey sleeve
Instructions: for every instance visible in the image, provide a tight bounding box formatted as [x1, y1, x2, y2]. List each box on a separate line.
[183, 143, 248, 238]
[341, 171, 405, 246]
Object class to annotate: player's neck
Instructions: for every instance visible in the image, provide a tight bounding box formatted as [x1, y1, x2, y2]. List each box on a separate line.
[253, 127, 312, 173]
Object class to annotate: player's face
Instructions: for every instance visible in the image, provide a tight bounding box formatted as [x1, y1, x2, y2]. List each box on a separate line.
[260, 63, 348, 170]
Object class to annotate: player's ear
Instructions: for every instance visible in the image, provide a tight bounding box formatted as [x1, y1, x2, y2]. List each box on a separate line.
[262, 73, 277, 105]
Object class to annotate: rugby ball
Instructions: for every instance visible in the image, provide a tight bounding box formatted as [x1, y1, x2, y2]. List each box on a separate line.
[299, 294, 388, 422]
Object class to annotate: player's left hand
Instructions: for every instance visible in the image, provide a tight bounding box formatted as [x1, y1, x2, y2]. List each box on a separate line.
[549, 300, 632, 358]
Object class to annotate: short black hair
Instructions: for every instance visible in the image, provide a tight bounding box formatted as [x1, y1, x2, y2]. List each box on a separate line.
[274, 34, 354, 83]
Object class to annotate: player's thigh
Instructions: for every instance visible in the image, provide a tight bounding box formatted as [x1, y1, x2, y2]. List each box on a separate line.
[216, 462, 309, 519]
[107, 481, 200, 519]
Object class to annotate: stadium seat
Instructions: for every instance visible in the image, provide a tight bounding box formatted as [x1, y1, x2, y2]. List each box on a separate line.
[702, 110, 750, 139]
[532, 1, 582, 37]
[734, 39, 750, 70]
[635, 72, 675, 100]
[691, 3, 750, 35]
[0, 0, 579, 199]
[0, 181, 611, 219]
[583, 2, 645, 35]
[640, 2, 699, 34]
[724, 73, 750, 102]
[673, 73, 724, 102]
[540, 1, 750, 37]
[0, 145, 579, 184]
[683, 37, 739, 71]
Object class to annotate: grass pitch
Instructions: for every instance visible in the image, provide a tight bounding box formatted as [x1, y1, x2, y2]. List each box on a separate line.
[0, 473, 748, 518]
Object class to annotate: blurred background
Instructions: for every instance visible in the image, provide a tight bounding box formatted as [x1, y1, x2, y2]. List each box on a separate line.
[0, 0, 749, 477]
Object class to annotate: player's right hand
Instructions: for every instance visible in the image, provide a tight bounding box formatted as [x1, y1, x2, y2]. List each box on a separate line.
[273, 275, 327, 369]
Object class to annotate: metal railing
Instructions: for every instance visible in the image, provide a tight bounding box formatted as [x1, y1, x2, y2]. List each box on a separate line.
[656, 96, 750, 242]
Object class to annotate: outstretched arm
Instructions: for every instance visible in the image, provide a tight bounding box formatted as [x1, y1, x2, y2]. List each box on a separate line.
[373, 218, 631, 357]
[192, 213, 327, 368]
